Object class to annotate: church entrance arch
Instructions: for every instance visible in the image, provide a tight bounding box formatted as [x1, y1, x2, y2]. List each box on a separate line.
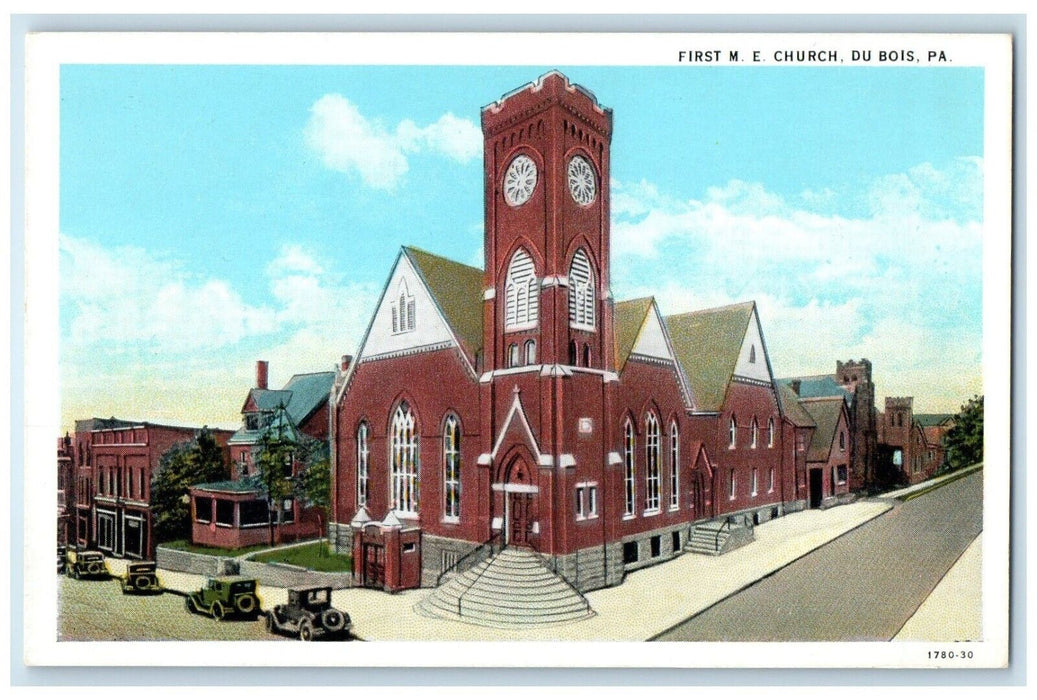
[494, 452, 539, 549]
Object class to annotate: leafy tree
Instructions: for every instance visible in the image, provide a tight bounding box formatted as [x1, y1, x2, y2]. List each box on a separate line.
[944, 395, 984, 470]
[246, 404, 324, 545]
[151, 428, 228, 544]
[295, 446, 331, 556]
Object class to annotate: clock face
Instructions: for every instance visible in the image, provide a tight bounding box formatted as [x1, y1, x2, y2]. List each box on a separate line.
[567, 155, 596, 205]
[503, 155, 537, 206]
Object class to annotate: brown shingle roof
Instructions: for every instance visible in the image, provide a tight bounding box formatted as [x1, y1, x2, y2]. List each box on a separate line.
[613, 297, 654, 371]
[799, 397, 846, 463]
[404, 246, 485, 359]
[665, 302, 755, 412]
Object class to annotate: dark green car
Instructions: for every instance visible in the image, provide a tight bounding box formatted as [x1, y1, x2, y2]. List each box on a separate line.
[118, 561, 163, 595]
[65, 550, 110, 580]
[185, 577, 262, 621]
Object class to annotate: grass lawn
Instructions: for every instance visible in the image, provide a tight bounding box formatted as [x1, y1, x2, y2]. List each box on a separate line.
[250, 541, 353, 572]
[158, 539, 272, 558]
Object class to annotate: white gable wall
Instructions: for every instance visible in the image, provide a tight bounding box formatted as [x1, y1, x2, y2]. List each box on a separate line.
[360, 254, 455, 360]
[733, 307, 773, 382]
[632, 304, 676, 362]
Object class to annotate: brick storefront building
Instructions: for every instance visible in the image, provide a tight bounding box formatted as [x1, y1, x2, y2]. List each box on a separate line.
[69, 417, 232, 559]
[329, 72, 809, 594]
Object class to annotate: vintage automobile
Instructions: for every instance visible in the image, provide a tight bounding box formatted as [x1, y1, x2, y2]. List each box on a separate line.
[57, 545, 67, 574]
[265, 586, 352, 641]
[185, 576, 262, 621]
[117, 561, 163, 595]
[64, 549, 110, 580]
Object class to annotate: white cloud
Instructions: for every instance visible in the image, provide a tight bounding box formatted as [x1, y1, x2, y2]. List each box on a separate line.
[304, 94, 481, 190]
[611, 159, 983, 413]
[60, 236, 380, 428]
[60, 235, 277, 351]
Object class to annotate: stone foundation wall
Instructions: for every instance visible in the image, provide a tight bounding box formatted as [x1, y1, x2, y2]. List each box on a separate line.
[328, 521, 353, 554]
[618, 521, 690, 576]
[420, 533, 482, 588]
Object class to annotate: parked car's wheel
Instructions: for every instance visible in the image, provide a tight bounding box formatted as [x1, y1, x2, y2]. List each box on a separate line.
[185, 596, 197, 614]
[298, 619, 314, 641]
[265, 611, 277, 634]
[211, 601, 225, 621]
[236, 594, 257, 616]
[71, 567, 80, 580]
[322, 609, 346, 633]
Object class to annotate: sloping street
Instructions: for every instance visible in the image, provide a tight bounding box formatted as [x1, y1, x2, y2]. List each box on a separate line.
[654, 471, 983, 641]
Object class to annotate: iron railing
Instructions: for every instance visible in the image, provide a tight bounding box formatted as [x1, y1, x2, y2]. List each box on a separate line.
[435, 531, 504, 589]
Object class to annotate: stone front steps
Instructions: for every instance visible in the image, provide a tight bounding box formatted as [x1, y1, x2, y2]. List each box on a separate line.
[686, 520, 755, 556]
[415, 546, 594, 628]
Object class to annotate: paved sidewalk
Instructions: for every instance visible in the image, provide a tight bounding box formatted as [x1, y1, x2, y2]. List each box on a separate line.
[306, 499, 888, 641]
[893, 534, 982, 642]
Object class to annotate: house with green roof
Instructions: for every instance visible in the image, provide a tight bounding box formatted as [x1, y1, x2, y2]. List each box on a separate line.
[189, 361, 335, 550]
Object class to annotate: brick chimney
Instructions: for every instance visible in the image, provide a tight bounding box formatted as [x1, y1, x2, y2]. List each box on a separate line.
[340, 355, 353, 372]
[256, 360, 269, 390]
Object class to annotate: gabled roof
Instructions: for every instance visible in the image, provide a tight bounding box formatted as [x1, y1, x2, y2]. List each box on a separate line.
[665, 302, 755, 412]
[778, 375, 851, 401]
[614, 297, 654, 371]
[915, 413, 954, 427]
[799, 397, 846, 463]
[404, 246, 484, 358]
[246, 389, 293, 413]
[776, 383, 816, 428]
[282, 371, 335, 426]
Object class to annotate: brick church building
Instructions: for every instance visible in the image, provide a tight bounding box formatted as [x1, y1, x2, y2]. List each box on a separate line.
[330, 72, 807, 596]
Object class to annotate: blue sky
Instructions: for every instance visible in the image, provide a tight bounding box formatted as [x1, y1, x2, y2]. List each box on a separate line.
[59, 65, 984, 430]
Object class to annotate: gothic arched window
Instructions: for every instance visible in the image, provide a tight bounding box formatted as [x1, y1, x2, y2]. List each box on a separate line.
[568, 248, 595, 330]
[645, 413, 660, 512]
[669, 421, 679, 509]
[390, 402, 419, 514]
[729, 416, 738, 449]
[356, 422, 369, 507]
[443, 415, 461, 520]
[504, 249, 538, 330]
[623, 419, 636, 517]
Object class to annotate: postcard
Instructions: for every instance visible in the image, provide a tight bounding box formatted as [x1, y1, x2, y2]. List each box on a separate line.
[22, 31, 1011, 670]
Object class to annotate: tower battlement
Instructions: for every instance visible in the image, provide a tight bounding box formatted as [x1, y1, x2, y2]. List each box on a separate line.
[885, 396, 914, 410]
[481, 71, 612, 138]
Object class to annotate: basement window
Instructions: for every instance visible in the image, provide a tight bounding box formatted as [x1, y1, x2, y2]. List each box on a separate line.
[622, 541, 638, 564]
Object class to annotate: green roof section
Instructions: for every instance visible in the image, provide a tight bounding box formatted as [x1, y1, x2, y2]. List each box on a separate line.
[777, 375, 851, 400]
[248, 389, 293, 412]
[776, 382, 816, 428]
[405, 246, 485, 358]
[799, 397, 846, 463]
[282, 371, 335, 425]
[915, 413, 954, 427]
[665, 301, 754, 412]
[190, 480, 262, 494]
[614, 297, 654, 371]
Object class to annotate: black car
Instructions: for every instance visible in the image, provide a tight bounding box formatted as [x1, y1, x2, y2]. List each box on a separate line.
[266, 586, 352, 641]
[57, 545, 67, 574]
[118, 561, 163, 595]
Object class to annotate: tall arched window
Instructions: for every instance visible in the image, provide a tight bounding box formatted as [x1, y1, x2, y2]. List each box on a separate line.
[568, 248, 596, 329]
[623, 419, 636, 517]
[443, 415, 461, 520]
[751, 417, 759, 449]
[645, 413, 660, 512]
[729, 416, 738, 449]
[569, 339, 578, 366]
[669, 421, 680, 509]
[356, 422, 369, 507]
[508, 343, 519, 368]
[504, 249, 538, 330]
[768, 417, 775, 448]
[390, 402, 419, 514]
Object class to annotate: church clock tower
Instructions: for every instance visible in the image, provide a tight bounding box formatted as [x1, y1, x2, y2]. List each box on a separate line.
[481, 71, 614, 372]
[478, 72, 616, 558]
